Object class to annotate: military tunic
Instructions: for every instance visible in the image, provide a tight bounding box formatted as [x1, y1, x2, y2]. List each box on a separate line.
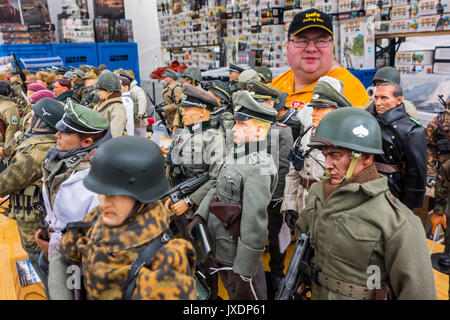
[0, 97, 20, 146]
[56, 201, 196, 300]
[195, 141, 278, 277]
[366, 103, 427, 210]
[281, 127, 326, 214]
[162, 81, 183, 129]
[93, 98, 127, 138]
[167, 121, 225, 206]
[79, 85, 100, 109]
[296, 165, 437, 300]
[0, 134, 56, 250]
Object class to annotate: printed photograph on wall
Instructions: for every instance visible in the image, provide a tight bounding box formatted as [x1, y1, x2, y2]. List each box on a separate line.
[94, 0, 125, 19]
[0, 0, 22, 24]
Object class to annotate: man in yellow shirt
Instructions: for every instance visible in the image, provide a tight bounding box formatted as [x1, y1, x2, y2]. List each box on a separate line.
[270, 9, 369, 139]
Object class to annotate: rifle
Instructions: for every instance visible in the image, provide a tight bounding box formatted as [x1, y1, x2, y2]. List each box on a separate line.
[438, 94, 447, 108]
[11, 53, 27, 93]
[160, 172, 210, 248]
[275, 232, 315, 300]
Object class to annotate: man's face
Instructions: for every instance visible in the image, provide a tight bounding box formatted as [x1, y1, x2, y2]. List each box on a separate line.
[182, 106, 205, 126]
[285, 28, 334, 77]
[163, 77, 173, 85]
[373, 85, 403, 114]
[73, 74, 82, 85]
[53, 82, 69, 96]
[181, 77, 192, 85]
[85, 78, 96, 87]
[55, 131, 83, 151]
[233, 119, 260, 144]
[322, 147, 354, 185]
[311, 106, 336, 128]
[98, 195, 136, 227]
[228, 71, 240, 82]
[26, 74, 36, 85]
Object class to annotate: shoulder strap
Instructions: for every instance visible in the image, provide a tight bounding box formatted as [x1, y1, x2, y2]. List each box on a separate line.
[122, 229, 173, 300]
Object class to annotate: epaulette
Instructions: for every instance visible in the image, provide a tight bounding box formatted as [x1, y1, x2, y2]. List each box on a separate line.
[22, 143, 35, 154]
[410, 117, 422, 126]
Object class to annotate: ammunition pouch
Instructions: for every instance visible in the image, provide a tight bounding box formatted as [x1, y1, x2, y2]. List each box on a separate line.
[210, 202, 242, 240]
[288, 147, 311, 171]
[437, 138, 450, 153]
[9, 184, 42, 223]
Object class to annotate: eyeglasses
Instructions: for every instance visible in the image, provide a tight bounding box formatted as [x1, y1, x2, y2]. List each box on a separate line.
[289, 38, 333, 48]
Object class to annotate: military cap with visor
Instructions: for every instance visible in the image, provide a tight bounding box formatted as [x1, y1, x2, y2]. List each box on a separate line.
[204, 80, 231, 104]
[179, 83, 219, 111]
[56, 98, 109, 134]
[288, 9, 334, 37]
[233, 90, 278, 123]
[83, 71, 98, 80]
[238, 69, 261, 89]
[228, 63, 248, 73]
[255, 66, 273, 83]
[307, 76, 352, 109]
[64, 71, 74, 80]
[118, 69, 134, 81]
[163, 68, 178, 80]
[246, 81, 287, 112]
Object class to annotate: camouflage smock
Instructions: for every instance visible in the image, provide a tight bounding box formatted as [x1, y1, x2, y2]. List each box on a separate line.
[60, 200, 197, 300]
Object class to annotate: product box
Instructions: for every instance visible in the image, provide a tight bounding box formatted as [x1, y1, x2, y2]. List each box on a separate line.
[391, 19, 409, 33]
[418, 0, 438, 16]
[418, 14, 439, 31]
[413, 50, 434, 64]
[433, 61, 450, 73]
[391, 5, 411, 20]
[434, 46, 450, 60]
[396, 51, 413, 65]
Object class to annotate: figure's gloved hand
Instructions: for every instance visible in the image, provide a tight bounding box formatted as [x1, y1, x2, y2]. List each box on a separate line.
[426, 176, 436, 188]
[186, 215, 203, 242]
[285, 210, 299, 229]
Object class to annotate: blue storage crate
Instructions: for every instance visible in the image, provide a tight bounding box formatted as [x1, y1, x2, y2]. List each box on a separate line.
[52, 43, 98, 69]
[349, 69, 378, 89]
[0, 44, 54, 69]
[97, 42, 140, 84]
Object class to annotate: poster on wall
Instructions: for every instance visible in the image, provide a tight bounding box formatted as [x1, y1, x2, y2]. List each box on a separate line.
[20, 0, 51, 25]
[94, 0, 125, 19]
[0, 0, 22, 24]
[340, 18, 375, 70]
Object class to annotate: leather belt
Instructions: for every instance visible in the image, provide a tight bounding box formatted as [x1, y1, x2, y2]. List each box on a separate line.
[374, 162, 401, 174]
[299, 177, 319, 189]
[317, 272, 376, 300]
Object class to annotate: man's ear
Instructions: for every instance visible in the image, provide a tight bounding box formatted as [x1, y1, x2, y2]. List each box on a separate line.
[361, 153, 374, 166]
[81, 137, 94, 148]
[396, 95, 404, 106]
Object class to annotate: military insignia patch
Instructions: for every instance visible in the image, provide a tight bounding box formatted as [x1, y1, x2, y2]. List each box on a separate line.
[22, 143, 35, 154]
[67, 155, 81, 166]
[352, 125, 369, 138]
[11, 114, 18, 125]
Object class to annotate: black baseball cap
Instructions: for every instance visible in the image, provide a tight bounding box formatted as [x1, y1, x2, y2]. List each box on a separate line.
[288, 9, 334, 37]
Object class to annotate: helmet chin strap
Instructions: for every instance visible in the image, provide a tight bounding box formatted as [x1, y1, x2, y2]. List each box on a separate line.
[340, 151, 361, 184]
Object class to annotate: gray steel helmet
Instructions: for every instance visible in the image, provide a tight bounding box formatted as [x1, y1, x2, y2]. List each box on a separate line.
[181, 67, 202, 83]
[309, 107, 383, 154]
[95, 71, 122, 92]
[255, 66, 273, 83]
[83, 136, 170, 203]
[31, 97, 66, 129]
[372, 67, 401, 85]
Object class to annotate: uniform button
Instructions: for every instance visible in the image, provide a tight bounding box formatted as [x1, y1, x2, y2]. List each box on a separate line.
[389, 156, 393, 159]
[392, 136, 395, 139]
[393, 125, 397, 128]
[306, 163, 310, 167]
[390, 145, 393, 149]
[389, 175, 393, 178]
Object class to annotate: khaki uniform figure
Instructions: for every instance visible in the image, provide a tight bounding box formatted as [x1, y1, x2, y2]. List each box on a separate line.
[281, 77, 353, 225]
[0, 97, 64, 285]
[296, 107, 436, 300]
[173, 67, 203, 131]
[50, 137, 196, 300]
[188, 90, 278, 300]
[93, 71, 127, 138]
[427, 98, 450, 282]
[0, 82, 20, 147]
[161, 69, 183, 130]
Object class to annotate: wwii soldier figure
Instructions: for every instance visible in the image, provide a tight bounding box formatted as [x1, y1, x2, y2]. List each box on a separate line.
[0, 97, 64, 285]
[0, 81, 20, 147]
[203, 80, 234, 137]
[34, 100, 111, 275]
[297, 107, 436, 300]
[227, 63, 247, 94]
[187, 90, 278, 300]
[118, 69, 148, 137]
[427, 97, 450, 280]
[48, 137, 196, 300]
[173, 67, 203, 131]
[79, 71, 100, 109]
[245, 81, 293, 293]
[366, 82, 427, 211]
[93, 71, 127, 138]
[161, 68, 183, 132]
[53, 78, 76, 104]
[71, 69, 86, 103]
[366, 67, 418, 119]
[344, 36, 353, 69]
[9, 69, 28, 112]
[282, 77, 353, 228]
